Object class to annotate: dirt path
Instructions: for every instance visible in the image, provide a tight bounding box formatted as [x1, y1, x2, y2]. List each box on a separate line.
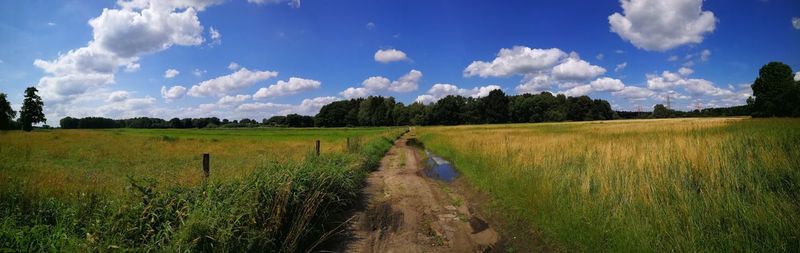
[345, 132, 500, 253]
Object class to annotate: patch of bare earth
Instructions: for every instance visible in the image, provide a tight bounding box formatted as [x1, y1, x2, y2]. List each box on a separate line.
[345, 133, 500, 253]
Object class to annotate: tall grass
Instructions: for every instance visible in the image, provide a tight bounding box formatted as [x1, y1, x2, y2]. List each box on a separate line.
[418, 118, 799, 252]
[0, 128, 405, 251]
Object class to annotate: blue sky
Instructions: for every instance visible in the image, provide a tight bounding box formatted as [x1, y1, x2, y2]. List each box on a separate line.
[1, 0, 799, 122]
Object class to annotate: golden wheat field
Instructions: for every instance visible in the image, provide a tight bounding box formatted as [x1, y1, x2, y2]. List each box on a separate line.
[418, 117, 800, 252]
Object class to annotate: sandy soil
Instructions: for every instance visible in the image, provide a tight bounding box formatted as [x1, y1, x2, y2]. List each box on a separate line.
[345, 132, 500, 253]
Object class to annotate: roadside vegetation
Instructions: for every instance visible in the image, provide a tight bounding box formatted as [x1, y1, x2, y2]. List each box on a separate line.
[418, 118, 799, 252]
[0, 127, 406, 251]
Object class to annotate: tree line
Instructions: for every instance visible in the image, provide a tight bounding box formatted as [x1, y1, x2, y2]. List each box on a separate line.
[617, 104, 751, 119]
[59, 114, 317, 129]
[1, 61, 797, 131]
[51, 90, 619, 129]
[314, 90, 617, 127]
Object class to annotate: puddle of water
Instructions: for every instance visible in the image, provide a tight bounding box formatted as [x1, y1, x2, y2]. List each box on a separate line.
[423, 151, 459, 182]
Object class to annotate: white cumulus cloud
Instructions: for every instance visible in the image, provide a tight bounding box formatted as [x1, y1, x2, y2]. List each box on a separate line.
[227, 62, 241, 70]
[613, 86, 654, 100]
[793, 17, 800, 29]
[209, 26, 221, 45]
[590, 77, 626, 92]
[615, 62, 628, 72]
[414, 83, 502, 104]
[466, 46, 609, 95]
[253, 77, 321, 99]
[247, 0, 300, 8]
[164, 68, 180, 78]
[218, 94, 251, 106]
[188, 68, 278, 97]
[608, 0, 717, 51]
[551, 57, 606, 81]
[464, 46, 567, 77]
[192, 69, 206, 77]
[236, 96, 337, 116]
[106, 90, 130, 102]
[340, 70, 422, 99]
[32, 0, 217, 106]
[390, 70, 422, 92]
[374, 49, 408, 63]
[340, 87, 371, 100]
[516, 73, 552, 94]
[562, 85, 593, 97]
[644, 69, 736, 98]
[678, 67, 694, 76]
[161, 85, 187, 100]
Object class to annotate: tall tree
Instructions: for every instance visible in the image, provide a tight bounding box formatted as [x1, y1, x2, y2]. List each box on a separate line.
[19, 87, 46, 132]
[481, 89, 509, 124]
[653, 104, 670, 118]
[59, 117, 79, 129]
[0, 93, 16, 130]
[751, 62, 799, 117]
[358, 96, 391, 126]
[407, 102, 428, 125]
[392, 103, 410, 126]
[432, 95, 466, 125]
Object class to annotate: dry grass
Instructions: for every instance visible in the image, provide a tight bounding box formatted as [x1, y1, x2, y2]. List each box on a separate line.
[418, 118, 800, 252]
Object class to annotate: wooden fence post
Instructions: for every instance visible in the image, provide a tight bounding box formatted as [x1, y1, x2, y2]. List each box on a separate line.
[315, 140, 321, 157]
[203, 153, 210, 178]
[346, 137, 350, 152]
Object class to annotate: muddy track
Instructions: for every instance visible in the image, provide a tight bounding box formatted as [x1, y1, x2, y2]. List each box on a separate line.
[345, 132, 500, 253]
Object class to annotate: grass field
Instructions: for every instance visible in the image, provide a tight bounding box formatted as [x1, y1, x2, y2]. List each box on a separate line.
[0, 127, 395, 196]
[0, 127, 405, 251]
[418, 118, 799, 252]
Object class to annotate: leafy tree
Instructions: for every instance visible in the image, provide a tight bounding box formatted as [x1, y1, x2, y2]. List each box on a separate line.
[264, 116, 287, 126]
[392, 103, 410, 126]
[357, 96, 391, 126]
[59, 117, 79, 129]
[509, 94, 535, 123]
[462, 97, 484, 124]
[0, 93, 16, 130]
[751, 62, 799, 117]
[285, 114, 304, 127]
[407, 102, 428, 125]
[78, 117, 119, 128]
[432, 95, 466, 125]
[240, 118, 257, 125]
[169, 118, 183, 128]
[315, 100, 352, 127]
[653, 104, 670, 118]
[20, 87, 45, 131]
[181, 118, 193, 128]
[481, 89, 509, 123]
[591, 99, 616, 120]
